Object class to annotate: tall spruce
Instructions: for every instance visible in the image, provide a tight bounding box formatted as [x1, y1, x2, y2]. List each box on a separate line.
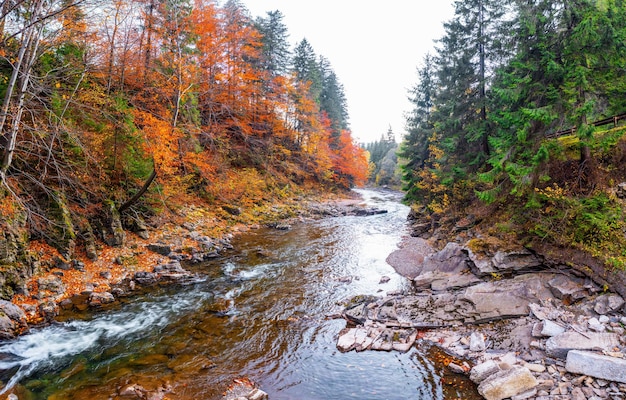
[318, 56, 349, 138]
[399, 54, 437, 201]
[430, 0, 513, 174]
[292, 38, 323, 102]
[255, 10, 291, 78]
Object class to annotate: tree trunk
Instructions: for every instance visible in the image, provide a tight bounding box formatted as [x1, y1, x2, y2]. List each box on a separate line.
[0, 0, 44, 180]
[118, 168, 157, 213]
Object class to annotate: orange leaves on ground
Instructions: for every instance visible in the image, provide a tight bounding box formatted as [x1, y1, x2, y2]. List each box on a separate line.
[209, 168, 267, 207]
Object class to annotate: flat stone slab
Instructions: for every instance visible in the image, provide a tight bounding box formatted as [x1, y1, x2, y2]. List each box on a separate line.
[566, 350, 626, 383]
[336, 326, 418, 353]
[344, 273, 562, 327]
[545, 331, 621, 359]
[477, 366, 538, 400]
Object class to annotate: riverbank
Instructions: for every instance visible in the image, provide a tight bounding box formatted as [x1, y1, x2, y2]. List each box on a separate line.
[338, 208, 626, 399]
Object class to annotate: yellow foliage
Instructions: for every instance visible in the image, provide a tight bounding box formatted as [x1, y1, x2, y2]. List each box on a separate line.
[535, 184, 566, 202]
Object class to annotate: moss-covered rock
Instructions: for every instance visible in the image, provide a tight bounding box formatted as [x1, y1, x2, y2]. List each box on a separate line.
[0, 205, 35, 300]
[50, 191, 77, 259]
[103, 200, 126, 246]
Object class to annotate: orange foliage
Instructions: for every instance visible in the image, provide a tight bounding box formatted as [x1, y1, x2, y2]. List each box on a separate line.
[330, 129, 369, 188]
[133, 110, 181, 176]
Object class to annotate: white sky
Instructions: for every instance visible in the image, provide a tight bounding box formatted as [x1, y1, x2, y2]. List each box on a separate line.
[242, 1, 455, 144]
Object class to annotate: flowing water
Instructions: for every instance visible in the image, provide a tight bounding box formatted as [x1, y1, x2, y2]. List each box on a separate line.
[0, 188, 480, 399]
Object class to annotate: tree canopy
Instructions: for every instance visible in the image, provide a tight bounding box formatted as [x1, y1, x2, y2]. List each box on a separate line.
[0, 0, 368, 255]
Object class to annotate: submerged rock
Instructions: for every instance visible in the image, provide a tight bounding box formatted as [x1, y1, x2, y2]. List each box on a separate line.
[222, 377, 268, 400]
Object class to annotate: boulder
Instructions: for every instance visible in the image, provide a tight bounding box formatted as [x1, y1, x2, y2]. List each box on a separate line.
[336, 325, 418, 353]
[469, 332, 486, 352]
[385, 237, 434, 279]
[464, 237, 541, 276]
[0, 300, 28, 339]
[455, 274, 555, 323]
[147, 243, 172, 256]
[89, 292, 115, 307]
[540, 320, 566, 337]
[547, 274, 587, 303]
[565, 350, 626, 383]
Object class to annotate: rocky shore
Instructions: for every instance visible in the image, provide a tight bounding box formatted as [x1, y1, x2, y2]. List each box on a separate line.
[337, 223, 626, 399]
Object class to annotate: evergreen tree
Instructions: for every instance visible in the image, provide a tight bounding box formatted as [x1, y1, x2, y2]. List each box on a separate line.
[398, 54, 437, 200]
[255, 10, 291, 78]
[292, 38, 322, 102]
[318, 56, 349, 137]
[430, 0, 513, 175]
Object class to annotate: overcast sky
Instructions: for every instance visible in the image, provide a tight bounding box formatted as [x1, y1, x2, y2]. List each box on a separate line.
[242, 1, 455, 144]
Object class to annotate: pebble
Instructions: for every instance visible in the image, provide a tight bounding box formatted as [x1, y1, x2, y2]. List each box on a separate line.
[588, 317, 606, 332]
[524, 362, 546, 373]
[448, 362, 466, 374]
[571, 387, 586, 400]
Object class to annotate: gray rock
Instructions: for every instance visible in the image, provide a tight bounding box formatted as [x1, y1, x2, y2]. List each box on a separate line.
[492, 248, 541, 272]
[541, 320, 566, 337]
[413, 270, 481, 291]
[470, 360, 500, 383]
[464, 239, 541, 276]
[511, 388, 538, 400]
[587, 317, 606, 332]
[448, 362, 466, 374]
[0, 300, 28, 339]
[470, 332, 486, 352]
[593, 294, 625, 315]
[545, 331, 621, 359]
[547, 274, 587, 302]
[147, 243, 172, 256]
[89, 292, 115, 307]
[571, 387, 586, 400]
[134, 271, 158, 286]
[336, 326, 417, 353]
[385, 237, 434, 279]
[477, 366, 538, 400]
[421, 242, 469, 274]
[566, 350, 626, 384]
[457, 274, 555, 323]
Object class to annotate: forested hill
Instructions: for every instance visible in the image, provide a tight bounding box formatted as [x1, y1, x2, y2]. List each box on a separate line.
[399, 0, 626, 271]
[0, 1, 368, 259]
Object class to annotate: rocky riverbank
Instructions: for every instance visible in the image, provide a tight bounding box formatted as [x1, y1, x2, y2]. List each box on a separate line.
[336, 225, 626, 399]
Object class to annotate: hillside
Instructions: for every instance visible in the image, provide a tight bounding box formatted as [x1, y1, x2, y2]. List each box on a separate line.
[398, 0, 626, 295]
[0, 1, 368, 325]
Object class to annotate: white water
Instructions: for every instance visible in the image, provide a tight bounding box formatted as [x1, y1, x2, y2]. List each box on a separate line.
[0, 285, 212, 393]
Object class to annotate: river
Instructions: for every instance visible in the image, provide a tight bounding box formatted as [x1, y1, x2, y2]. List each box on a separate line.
[0, 188, 480, 399]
